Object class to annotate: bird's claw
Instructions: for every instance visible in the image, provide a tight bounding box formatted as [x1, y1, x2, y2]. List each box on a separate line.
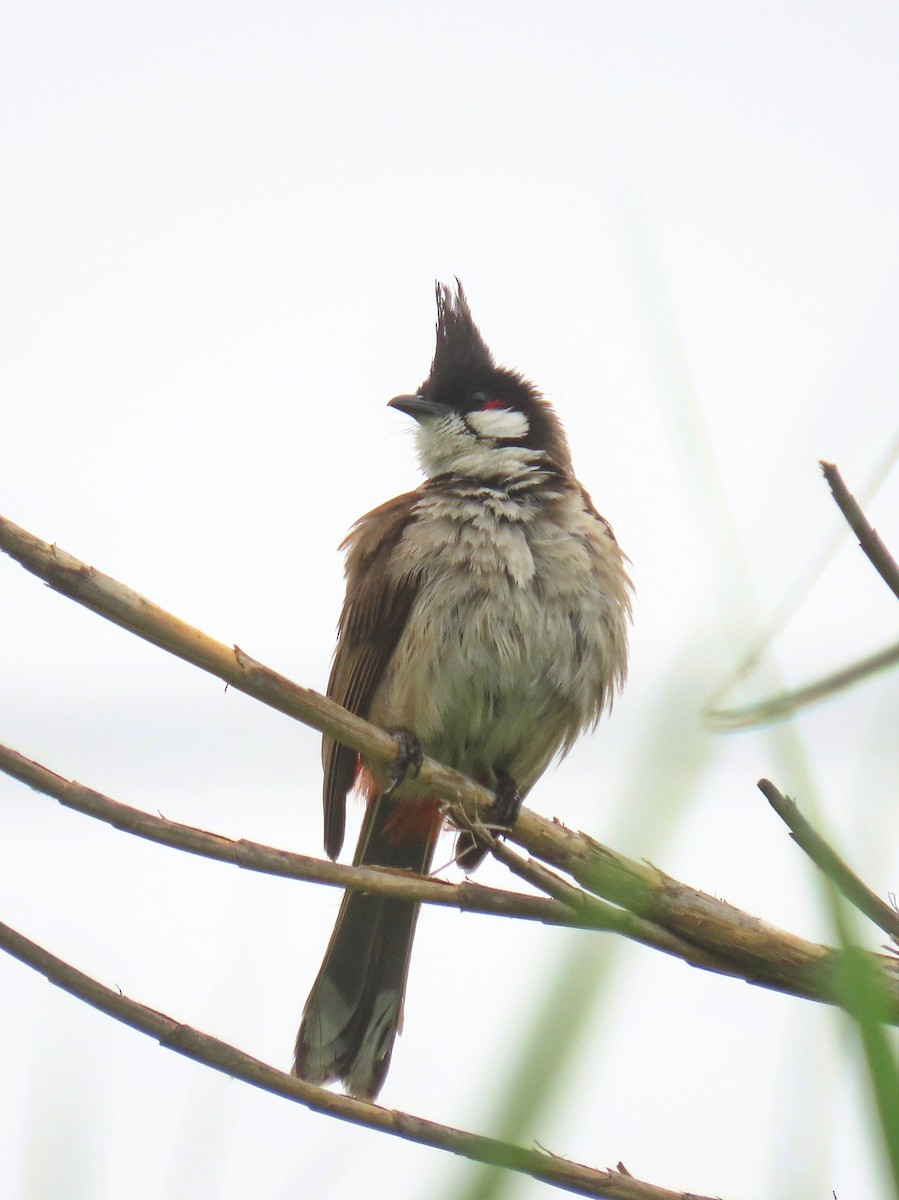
[381, 730, 423, 799]
[454, 769, 521, 871]
[490, 769, 522, 827]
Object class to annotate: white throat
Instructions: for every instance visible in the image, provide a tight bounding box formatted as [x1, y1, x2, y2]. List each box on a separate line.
[414, 412, 543, 481]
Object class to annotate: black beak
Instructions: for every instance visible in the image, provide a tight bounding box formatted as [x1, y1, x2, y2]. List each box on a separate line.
[388, 394, 453, 423]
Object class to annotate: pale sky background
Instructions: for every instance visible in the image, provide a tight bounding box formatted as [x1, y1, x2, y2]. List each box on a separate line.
[2, 4, 898, 1199]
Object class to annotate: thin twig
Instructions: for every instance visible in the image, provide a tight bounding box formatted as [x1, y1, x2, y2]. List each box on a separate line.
[706, 639, 899, 729]
[704, 448, 899, 728]
[0, 918, 717, 1200]
[821, 461, 899, 602]
[2, 513, 898, 1022]
[758, 779, 899, 945]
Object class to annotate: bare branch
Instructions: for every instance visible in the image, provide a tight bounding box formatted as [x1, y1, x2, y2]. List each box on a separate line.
[0, 740, 608, 932]
[477, 832, 758, 979]
[759, 779, 899, 946]
[705, 453, 899, 728]
[0, 740, 838, 996]
[520, 806, 899, 1019]
[0, 917, 718, 1200]
[706, 639, 899, 730]
[2, 513, 898, 1022]
[0, 513, 409, 780]
[821, 460, 899, 602]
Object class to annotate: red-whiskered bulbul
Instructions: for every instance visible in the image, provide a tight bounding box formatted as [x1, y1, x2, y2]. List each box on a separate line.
[293, 281, 632, 1099]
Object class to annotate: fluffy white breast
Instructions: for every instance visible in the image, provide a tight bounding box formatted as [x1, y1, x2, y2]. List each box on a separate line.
[368, 483, 632, 793]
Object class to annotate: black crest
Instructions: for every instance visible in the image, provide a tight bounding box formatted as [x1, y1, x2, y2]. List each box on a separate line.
[421, 278, 574, 475]
[425, 279, 494, 394]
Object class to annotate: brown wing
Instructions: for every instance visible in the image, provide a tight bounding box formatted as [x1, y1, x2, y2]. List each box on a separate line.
[322, 489, 422, 860]
[577, 481, 618, 542]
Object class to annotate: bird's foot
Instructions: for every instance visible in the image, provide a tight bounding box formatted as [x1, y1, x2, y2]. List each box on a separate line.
[454, 769, 521, 872]
[490, 769, 523, 827]
[381, 729, 423, 800]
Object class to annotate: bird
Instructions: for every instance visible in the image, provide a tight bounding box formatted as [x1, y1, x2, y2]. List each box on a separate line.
[293, 280, 632, 1100]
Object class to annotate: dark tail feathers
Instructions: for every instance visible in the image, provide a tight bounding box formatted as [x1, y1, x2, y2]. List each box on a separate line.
[293, 795, 438, 1100]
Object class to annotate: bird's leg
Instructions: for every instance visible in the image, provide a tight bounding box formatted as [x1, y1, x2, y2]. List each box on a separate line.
[454, 768, 521, 872]
[381, 729, 423, 800]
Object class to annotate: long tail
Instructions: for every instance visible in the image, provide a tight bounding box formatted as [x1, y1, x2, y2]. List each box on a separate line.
[293, 794, 441, 1100]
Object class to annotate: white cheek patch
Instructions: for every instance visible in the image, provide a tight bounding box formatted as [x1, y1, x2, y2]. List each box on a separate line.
[467, 408, 530, 441]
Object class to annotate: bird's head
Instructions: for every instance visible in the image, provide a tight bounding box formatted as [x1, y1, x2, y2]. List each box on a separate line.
[389, 280, 573, 481]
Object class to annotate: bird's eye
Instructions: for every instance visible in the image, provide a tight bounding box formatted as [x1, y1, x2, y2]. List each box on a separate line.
[470, 391, 504, 410]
